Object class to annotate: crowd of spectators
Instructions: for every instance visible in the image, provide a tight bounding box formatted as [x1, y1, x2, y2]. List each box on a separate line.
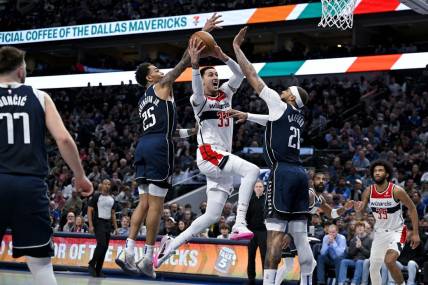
[42, 68, 428, 282]
[0, 0, 297, 31]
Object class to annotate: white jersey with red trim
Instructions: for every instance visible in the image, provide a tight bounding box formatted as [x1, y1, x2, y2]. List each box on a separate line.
[369, 182, 404, 231]
[190, 83, 234, 152]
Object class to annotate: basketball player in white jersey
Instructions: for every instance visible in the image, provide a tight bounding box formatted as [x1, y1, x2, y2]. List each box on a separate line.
[355, 160, 420, 285]
[153, 42, 260, 268]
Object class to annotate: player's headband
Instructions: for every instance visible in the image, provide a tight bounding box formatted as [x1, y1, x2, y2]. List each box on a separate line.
[290, 86, 304, 108]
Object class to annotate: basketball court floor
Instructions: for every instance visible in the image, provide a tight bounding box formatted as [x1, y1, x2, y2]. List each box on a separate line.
[0, 268, 222, 285]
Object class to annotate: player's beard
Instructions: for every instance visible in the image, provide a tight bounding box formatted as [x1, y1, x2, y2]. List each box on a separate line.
[314, 183, 324, 193]
[374, 176, 387, 185]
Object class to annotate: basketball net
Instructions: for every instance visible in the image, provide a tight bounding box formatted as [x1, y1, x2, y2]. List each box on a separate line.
[318, 0, 358, 30]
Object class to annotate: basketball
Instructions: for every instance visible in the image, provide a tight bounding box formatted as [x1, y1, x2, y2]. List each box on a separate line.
[190, 31, 217, 57]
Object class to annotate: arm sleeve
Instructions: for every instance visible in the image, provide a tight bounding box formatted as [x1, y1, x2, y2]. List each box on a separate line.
[225, 58, 244, 91]
[191, 68, 205, 106]
[259, 86, 287, 121]
[247, 113, 269, 126]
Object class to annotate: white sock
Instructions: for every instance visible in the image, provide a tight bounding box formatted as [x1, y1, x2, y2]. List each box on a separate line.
[26, 256, 57, 285]
[223, 158, 259, 225]
[125, 238, 135, 255]
[143, 244, 154, 261]
[300, 273, 313, 285]
[264, 269, 277, 285]
[170, 190, 228, 250]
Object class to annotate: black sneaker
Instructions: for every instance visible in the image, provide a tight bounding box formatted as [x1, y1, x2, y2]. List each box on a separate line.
[88, 265, 97, 277]
[97, 271, 106, 278]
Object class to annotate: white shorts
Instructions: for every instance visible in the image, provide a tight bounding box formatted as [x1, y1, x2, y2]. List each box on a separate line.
[197, 145, 234, 194]
[370, 226, 407, 261]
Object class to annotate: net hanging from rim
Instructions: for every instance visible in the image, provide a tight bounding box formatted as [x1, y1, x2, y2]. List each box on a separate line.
[318, 0, 358, 30]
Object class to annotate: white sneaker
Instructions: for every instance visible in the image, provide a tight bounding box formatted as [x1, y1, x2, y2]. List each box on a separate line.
[230, 223, 254, 240]
[136, 257, 156, 279]
[115, 249, 139, 275]
[153, 235, 175, 269]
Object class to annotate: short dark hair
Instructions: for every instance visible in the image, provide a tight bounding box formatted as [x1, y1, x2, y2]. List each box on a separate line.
[184, 203, 192, 209]
[220, 223, 230, 230]
[297, 86, 309, 106]
[0, 46, 25, 74]
[370, 160, 393, 181]
[135, 62, 151, 86]
[200, 66, 215, 77]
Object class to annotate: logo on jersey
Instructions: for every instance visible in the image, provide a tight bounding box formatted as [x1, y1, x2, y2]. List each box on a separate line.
[214, 247, 236, 274]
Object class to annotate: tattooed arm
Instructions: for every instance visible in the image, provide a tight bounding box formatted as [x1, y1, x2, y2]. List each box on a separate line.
[232, 27, 266, 95]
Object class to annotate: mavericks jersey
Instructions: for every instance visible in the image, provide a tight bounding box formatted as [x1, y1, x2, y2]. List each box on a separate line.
[264, 102, 304, 168]
[191, 83, 234, 152]
[0, 83, 48, 177]
[138, 84, 176, 138]
[369, 182, 404, 231]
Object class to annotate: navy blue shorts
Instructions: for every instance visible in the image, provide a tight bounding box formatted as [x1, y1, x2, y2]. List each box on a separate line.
[134, 134, 174, 188]
[0, 174, 54, 258]
[265, 163, 309, 221]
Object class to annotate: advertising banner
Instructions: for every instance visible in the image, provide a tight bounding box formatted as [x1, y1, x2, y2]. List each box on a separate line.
[0, 234, 300, 280]
[0, 0, 409, 45]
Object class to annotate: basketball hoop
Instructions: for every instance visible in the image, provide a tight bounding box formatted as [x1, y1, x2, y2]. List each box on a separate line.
[318, 0, 358, 30]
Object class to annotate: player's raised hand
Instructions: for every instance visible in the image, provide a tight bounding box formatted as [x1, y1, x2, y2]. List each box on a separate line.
[210, 45, 228, 62]
[188, 37, 205, 67]
[410, 232, 421, 249]
[203, 13, 223, 32]
[233, 26, 248, 48]
[227, 109, 248, 124]
[75, 175, 94, 197]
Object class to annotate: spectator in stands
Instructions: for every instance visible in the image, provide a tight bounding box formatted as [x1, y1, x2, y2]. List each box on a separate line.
[72, 215, 88, 233]
[182, 209, 194, 225]
[177, 220, 188, 235]
[61, 189, 83, 228]
[332, 177, 351, 200]
[169, 203, 180, 221]
[352, 149, 371, 173]
[62, 212, 76, 232]
[62, 177, 76, 200]
[199, 201, 207, 217]
[184, 203, 197, 220]
[317, 224, 347, 285]
[117, 216, 130, 236]
[385, 225, 424, 285]
[217, 223, 231, 239]
[310, 214, 325, 240]
[159, 208, 172, 235]
[410, 191, 426, 219]
[160, 217, 178, 236]
[352, 179, 364, 201]
[338, 222, 372, 285]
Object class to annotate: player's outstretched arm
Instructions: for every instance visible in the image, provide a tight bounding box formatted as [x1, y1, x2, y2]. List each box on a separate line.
[159, 13, 223, 89]
[355, 187, 370, 219]
[394, 187, 420, 249]
[45, 93, 93, 197]
[320, 197, 354, 219]
[232, 27, 266, 95]
[211, 45, 244, 93]
[189, 37, 205, 106]
[227, 109, 269, 125]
